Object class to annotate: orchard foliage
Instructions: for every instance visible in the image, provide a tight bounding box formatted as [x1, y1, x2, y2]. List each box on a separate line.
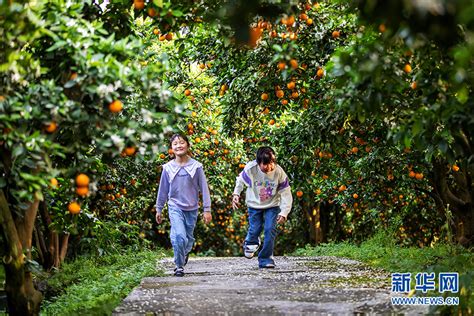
[1, 0, 473, 314]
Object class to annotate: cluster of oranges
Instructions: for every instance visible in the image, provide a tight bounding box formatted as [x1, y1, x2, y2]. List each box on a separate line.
[66, 173, 90, 215]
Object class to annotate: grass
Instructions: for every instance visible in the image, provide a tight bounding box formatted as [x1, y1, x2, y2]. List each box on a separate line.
[292, 231, 474, 314]
[0, 266, 4, 286]
[40, 248, 168, 316]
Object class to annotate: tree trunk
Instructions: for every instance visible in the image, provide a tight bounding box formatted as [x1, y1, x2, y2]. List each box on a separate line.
[0, 190, 42, 315]
[432, 158, 474, 246]
[35, 200, 70, 269]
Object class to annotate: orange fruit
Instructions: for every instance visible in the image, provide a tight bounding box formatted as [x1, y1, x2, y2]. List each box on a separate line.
[409, 170, 416, 178]
[248, 27, 263, 47]
[195, 137, 201, 143]
[410, 81, 417, 90]
[332, 30, 340, 38]
[415, 173, 424, 180]
[165, 33, 173, 40]
[124, 146, 136, 156]
[159, 35, 166, 41]
[261, 93, 269, 101]
[199, 63, 206, 69]
[290, 59, 298, 69]
[306, 18, 313, 25]
[378, 24, 386, 33]
[286, 15, 295, 26]
[75, 174, 90, 187]
[159, 153, 166, 159]
[133, 0, 144, 10]
[68, 202, 81, 215]
[281, 99, 288, 105]
[269, 119, 276, 125]
[317, 68, 324, 78]
[168, 148, 174, 155]
[70, 72, 78, 80]
[299, 13, 308, 21]
[148, 8, 157, 17]
[275, 90, 284, 98]
[296, 190, 303, 198]
[109, 100, 123, 113]
[404, 64, 412, 73]
[351, 147, 359, 153]
[153, 28, 160, 35]
[353, 193, 358, 199]
[263, 107, 270, 114]
[45, 122, 57, 133]
[50, 178, 58, 188]
[76, 186, 89, 197]
[338, 184, 347, 192]
[287, 81, 296, 90]
[291, 91, 299, 99]
[184, 89, 192, 96]
[277, 61, 286, 70]
[452, 165, 460, 172]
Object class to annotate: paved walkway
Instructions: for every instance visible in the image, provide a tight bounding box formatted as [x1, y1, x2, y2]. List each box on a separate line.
[113, 256, 427, 315]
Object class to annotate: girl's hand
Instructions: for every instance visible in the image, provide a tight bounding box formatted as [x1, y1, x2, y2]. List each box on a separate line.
[232, 194, 240, 210]
[276, 215, 286, 224]
[155, 212, 163, 224]
[203, 212, 212, 224]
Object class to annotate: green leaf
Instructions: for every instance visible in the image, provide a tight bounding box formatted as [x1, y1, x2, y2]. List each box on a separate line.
[12, 145, 25, 159]
[172, 10, 183, 17]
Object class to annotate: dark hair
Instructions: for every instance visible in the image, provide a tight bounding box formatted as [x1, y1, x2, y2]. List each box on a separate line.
[256, 146, 276, 164]
[169, 133, 190, 147]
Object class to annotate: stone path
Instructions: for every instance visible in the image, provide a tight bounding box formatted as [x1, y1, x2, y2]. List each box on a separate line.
[113, 256, 427, 315]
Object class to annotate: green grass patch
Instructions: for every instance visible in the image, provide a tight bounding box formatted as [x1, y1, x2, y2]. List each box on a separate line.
[41, 248, 168, 315]
[0, 265, 4, 286]
[292, 231, 474, 314]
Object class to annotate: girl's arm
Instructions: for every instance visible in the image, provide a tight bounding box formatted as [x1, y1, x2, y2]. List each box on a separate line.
[198, 168, 211, 212]
[155, 169, 170, 214]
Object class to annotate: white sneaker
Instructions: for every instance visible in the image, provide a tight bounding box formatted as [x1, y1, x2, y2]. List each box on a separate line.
[243, 238, 261, 259]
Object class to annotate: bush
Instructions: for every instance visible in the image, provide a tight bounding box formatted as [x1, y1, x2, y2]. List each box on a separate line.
[41, 248, 169, 315]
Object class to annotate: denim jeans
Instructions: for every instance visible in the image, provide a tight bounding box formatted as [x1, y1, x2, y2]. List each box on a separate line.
[168, 207, 198, 268]
[245, 206, 280, 267]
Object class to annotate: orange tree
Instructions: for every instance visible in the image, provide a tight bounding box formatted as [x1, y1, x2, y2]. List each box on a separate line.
[327, 0, 474, 245]
[0, 1, 187, 313]
[166, 0, 474, 249]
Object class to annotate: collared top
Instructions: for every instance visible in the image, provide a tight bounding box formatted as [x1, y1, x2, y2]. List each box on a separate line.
[155, 158, 211, 214]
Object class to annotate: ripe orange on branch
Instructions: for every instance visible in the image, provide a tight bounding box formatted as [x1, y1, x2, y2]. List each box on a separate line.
[68, 202, 81, 215]
[109, 100, 123, 113]
[76, 186, 89, 197]
[296, 190, 303, 198]
[44, 122, 57, 133]
[133, 0, 144, 10]
[75, 174, 90, 187]
[124, 146, 136, 156]
[50, 178, 58, 188]
[403, 64, 412, 73]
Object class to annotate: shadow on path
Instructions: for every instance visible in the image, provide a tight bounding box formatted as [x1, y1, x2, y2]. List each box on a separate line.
[113, 256, 427, 315]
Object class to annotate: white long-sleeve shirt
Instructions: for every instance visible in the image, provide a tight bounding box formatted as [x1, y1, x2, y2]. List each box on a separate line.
[233, 161, 292, 218]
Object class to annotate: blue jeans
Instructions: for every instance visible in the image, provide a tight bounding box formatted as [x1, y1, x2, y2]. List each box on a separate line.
[168, 207, 198, 268]
[245, 206, 280, 267]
